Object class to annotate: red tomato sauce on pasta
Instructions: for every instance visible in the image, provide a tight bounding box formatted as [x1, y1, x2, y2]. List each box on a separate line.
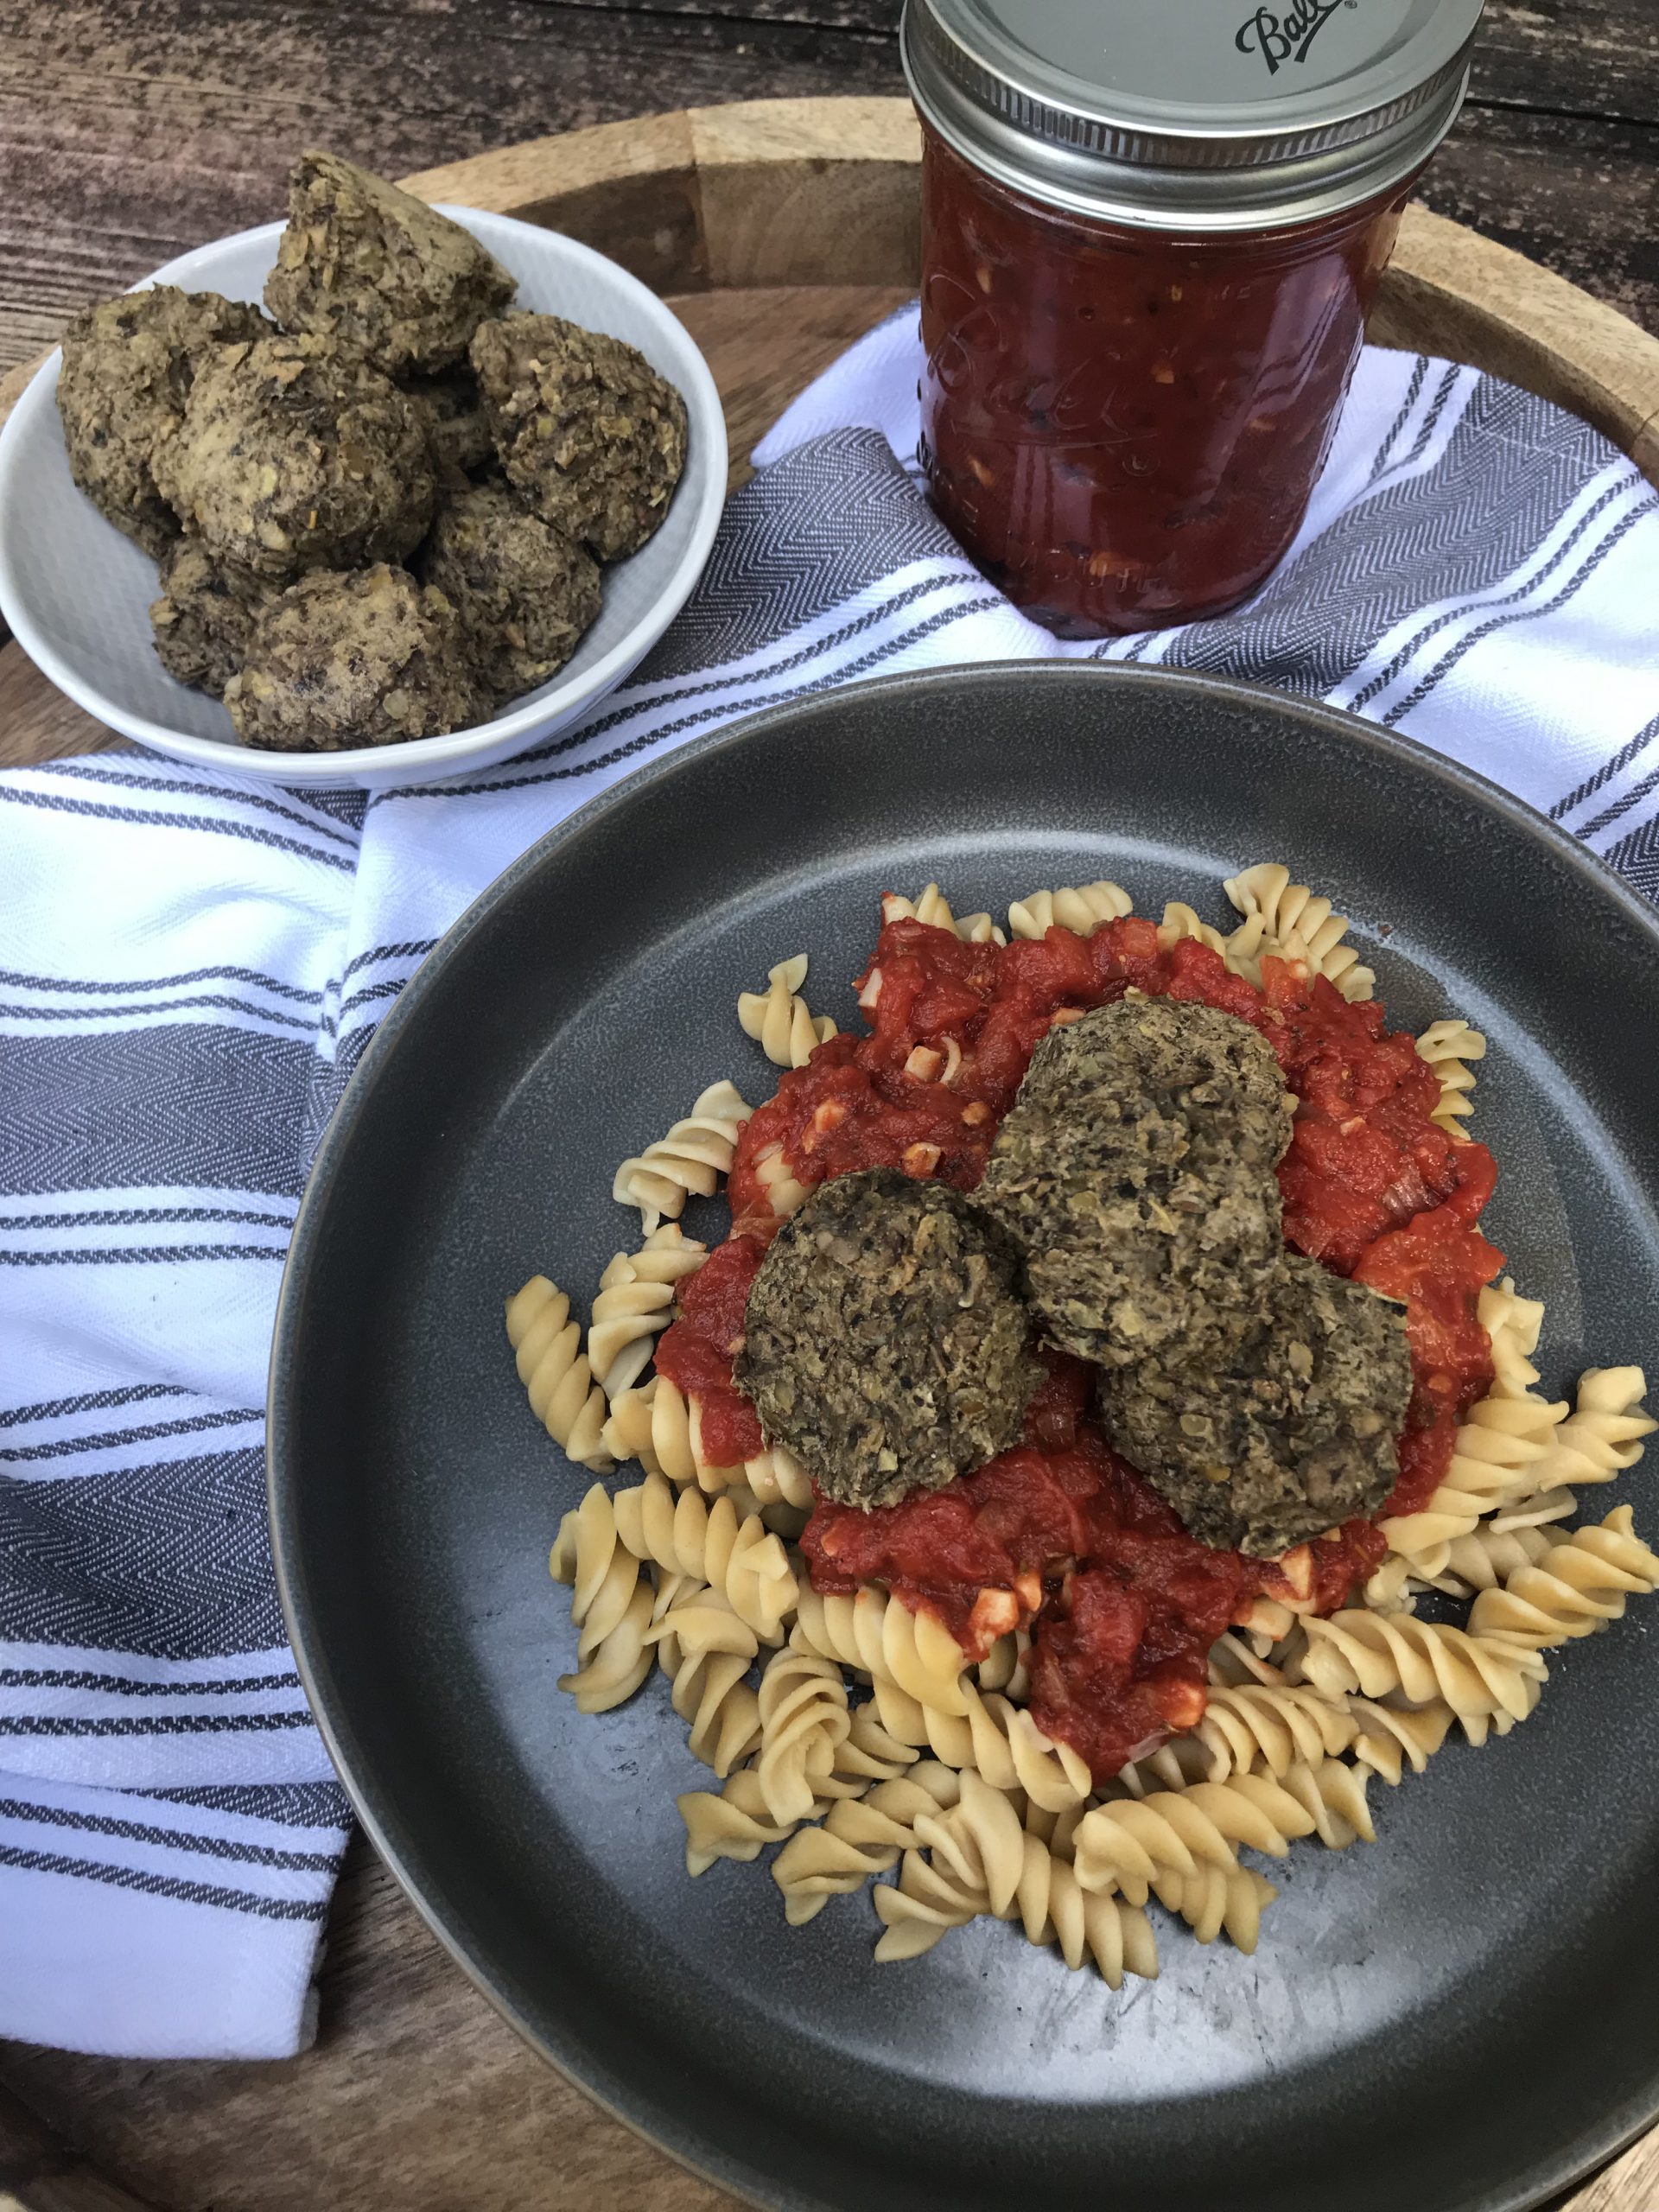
[656, 910, 1503, 1782]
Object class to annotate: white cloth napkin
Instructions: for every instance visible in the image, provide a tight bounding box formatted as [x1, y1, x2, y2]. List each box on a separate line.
[2, 309, 1655, 2061]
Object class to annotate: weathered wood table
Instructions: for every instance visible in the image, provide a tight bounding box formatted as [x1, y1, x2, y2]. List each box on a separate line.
[1, 10, 1658, 2209]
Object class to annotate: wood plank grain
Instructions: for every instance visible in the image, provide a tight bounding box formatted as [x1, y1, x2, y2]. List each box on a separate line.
[3, 0, 1659, 385]
[0, 644, 126, 769]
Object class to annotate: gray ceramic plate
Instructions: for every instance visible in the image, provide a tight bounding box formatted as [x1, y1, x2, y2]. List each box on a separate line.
[269, 664, 1659, 2212]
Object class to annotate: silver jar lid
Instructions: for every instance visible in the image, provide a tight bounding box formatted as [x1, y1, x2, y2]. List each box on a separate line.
[902, 0, 1484, 232]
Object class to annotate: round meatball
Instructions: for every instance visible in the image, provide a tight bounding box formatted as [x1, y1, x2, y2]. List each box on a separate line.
[1099, 1256, 1413, 1556]
[264, 150, 515, 377]
[734, 1167, 1039, 1512]
[978, 997, 1292, 1370]
[470, 314, 688, 561]
[152, 334, 435, 582]
[419, 484, 601, 703]
[149, 541, 281, 697]
[55, 287, 270, 557]
[224, 565, 486, 752]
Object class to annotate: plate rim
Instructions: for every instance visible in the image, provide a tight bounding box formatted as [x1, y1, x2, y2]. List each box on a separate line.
[267, 658, 1659, 2212]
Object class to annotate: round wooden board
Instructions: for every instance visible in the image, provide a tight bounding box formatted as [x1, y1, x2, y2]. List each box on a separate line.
[3, 96, 1658, 2212]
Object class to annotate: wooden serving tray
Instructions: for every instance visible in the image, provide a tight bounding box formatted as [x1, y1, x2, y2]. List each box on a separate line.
[3, 96, 1657, 2212]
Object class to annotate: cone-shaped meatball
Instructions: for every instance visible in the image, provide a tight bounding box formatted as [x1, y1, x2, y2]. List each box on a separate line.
[264, 150, 515, 377]
[419, 484, 601, 703]
[56, 287, 270, 557]
[149, 541, 281, 697]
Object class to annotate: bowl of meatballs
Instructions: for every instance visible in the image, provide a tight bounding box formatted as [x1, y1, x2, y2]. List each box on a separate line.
[0, 152, 727, 788]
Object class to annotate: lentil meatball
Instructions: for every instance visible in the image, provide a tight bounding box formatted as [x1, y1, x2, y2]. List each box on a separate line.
[470, 314, 688, 560]
[1099, 1255, 1413, 1556]
[55, 287, 270, 557]
[224, 564, 486, 751]
[978, 997, 1292, 1370]
[419, 484, 601, 703]
[734, 1167, 1039, 1511]
[153, 334, 435, 581]
[149, 541, 281, 696]
[264, 150, 515, 377]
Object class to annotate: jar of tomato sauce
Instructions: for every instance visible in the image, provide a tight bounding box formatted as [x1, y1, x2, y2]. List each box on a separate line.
[903, 0, 1484, 636]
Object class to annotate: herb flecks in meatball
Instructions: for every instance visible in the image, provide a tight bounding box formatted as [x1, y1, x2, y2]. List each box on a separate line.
[55, 287, 270, 558]
[419, 483, 601, 703]
[1100, 1255, 1413, 1555]
[470, 314, 688, 561]
[265, 150, 515, 377]
[735, 1167, 1039, 1512]
[224, 563, 485, 751]
[153, 334, 435, 582]
[404, 361, 495, 486]
[979, 997, 1293, 1371]
[149, 541, 281, 697]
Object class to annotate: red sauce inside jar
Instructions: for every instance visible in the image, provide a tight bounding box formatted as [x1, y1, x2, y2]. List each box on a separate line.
[918, 127, 1411, 637]
[657, 908, 1502, 1781]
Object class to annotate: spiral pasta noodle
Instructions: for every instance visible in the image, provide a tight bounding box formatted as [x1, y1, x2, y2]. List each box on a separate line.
[1222, 861, 1375, 1001]
[613, 1079, 752, 1232]
[790, 1585, 971, 1719]
[1006, 879, 1133, 941]
[1192, 1683, 1360, 1782]
[505, 1276, 613, 1471]
[737, 955, 838, 1071]
[602, 1372, 814, 1509]
[1378, 1280, 1569, 1571]
[881, 882, 1006, 944]
[869, 1680, 1092, 1812]
[1158, 901, 1229, 956]
[771, 1769, 961, 1925]
[755, 1647, 853, 1825]
[1535, 1368, 1656, 1491]
[1466, 1506, 1659, 1648]
[550, 1493, 657, 1713]
[587, 1224, 707, 1400]
[1415, 1016, 1487, 1141]
[1072, 1771, 1324, 1902]
[609, 1469, 798, 1641]
[1153, 1866, 1277, 1953]
[678, 1766, 803, 1877]
[656, 1639, 762, 1779]
[1289, 1609, 1548, 1722]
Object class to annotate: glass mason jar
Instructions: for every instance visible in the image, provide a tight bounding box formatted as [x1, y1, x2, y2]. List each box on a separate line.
[904, 0, 1484, 638]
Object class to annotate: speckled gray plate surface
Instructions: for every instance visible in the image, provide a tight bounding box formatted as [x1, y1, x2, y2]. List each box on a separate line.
[269, 664, 1659, 2212]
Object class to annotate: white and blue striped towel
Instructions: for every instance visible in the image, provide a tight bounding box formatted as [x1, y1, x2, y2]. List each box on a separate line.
[3, 308, 1656, 2060]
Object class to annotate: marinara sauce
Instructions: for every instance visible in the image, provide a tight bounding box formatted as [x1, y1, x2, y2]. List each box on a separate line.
[657, 907, 1503, 1783]
[919, 132, 1409, 635]
[900, 0, 1483, 638]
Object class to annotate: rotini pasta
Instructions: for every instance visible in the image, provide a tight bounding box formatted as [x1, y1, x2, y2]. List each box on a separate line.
[881, 882, 1006, 944]
[1072, 1771, 1323, 1902]
[1377, 1280, 1569, 1571]
[610, 1469, 798, 1640]
[791, 1585, 971, 1719]
[1415, 1016, 1486, 1141]
[1152, 1866, 1276, 1953]
[519, 859, 1658, 1997]
[1191, 1682, 1360, 1781]
[505, 1276, 613, 1471]
[1288, 1609, 1548, 1722]
[755, 1646, 853, 1825]
[613, 1079, 752, 1232]
[1466, 1506, 1659, 1649]
[1221, 861, 1376, 1001]
[737, 955, 838, 1071]
[770, 1769, 960, 1925]
[587, 1224, 707, 1399]
[602, 1371, 813, 1509]
[1006, 879, 1134, 940]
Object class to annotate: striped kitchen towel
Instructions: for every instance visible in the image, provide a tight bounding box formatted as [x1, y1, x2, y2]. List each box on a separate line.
[2, 310, 1656, 2061]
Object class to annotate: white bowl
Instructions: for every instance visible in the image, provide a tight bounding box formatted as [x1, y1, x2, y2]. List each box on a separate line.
[0, 209, 727, 790]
